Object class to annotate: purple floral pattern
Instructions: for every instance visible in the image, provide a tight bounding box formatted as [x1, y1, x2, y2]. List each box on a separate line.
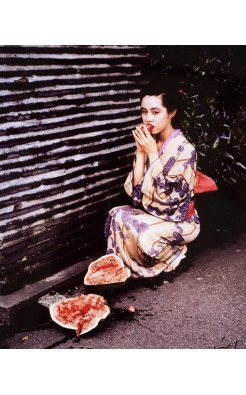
[163, 157, 176, 176]
[121, 206, 148, 233]
[179, 197, 191, 219]
[146, 205, 162, 216]
[172, 232, 185, 243]
[183, 150, 197, 170]
[175, 223, 184, 234]
[106, 248, 115, 255]
[104, 214, 112, 239]
[132, 181, 143, 207]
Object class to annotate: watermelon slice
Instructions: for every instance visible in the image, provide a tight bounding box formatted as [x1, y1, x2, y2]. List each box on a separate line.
[49, 294, 110, 337]
[84, 254, 131, 290]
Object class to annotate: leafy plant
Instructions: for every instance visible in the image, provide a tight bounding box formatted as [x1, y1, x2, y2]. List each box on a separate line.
[147, 46, 246, 192]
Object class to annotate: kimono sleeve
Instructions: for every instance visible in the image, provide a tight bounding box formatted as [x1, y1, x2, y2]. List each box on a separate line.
[124, 159, 145, 207]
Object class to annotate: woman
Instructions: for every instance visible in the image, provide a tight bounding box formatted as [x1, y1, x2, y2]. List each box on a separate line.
[104, 81, 200, 278]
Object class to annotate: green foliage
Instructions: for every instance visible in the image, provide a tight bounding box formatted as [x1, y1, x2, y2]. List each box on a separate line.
[147, 46, 246, 189]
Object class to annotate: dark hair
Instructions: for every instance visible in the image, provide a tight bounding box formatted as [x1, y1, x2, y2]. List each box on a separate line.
[139, 76, 185, 128]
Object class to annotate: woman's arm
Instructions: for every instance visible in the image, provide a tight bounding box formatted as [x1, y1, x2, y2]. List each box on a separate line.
[132, 125, 158, 186]
[132, 151, 145, 187]
[124, 126, 148, 202]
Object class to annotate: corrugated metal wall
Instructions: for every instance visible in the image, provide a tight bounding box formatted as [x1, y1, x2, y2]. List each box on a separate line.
[0, 45, 148, 295]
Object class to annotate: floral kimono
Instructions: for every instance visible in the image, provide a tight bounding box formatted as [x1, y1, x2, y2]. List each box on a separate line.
[104, 129, 200, 278]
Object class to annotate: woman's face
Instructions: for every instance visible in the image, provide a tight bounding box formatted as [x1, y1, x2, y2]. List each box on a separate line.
[141, 94, 176, 135]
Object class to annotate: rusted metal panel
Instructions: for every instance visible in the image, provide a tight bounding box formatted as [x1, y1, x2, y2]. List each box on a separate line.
[0, 45, 148, 294]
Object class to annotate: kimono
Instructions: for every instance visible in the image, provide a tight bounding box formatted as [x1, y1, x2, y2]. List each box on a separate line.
[104, 129, 200, 278]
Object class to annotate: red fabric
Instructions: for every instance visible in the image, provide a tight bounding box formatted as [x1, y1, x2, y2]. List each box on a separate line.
[185, 171, 218, 219]
[194, 170, 218, 194]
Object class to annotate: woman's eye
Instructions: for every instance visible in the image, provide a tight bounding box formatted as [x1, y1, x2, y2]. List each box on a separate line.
[141, 110, 147, 114]
[153, 111, 160, 115]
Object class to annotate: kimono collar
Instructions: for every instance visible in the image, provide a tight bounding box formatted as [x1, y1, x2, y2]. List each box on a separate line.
[158, 129, 181, 156]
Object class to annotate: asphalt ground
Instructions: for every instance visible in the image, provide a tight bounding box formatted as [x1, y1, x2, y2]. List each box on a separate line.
[0, 190, 246, 349]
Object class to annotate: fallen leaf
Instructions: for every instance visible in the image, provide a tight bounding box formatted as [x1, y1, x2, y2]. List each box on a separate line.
[21, 336, 29, 341]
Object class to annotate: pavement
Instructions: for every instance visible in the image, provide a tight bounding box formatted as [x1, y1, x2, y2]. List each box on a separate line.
[0, 191, 246, 349]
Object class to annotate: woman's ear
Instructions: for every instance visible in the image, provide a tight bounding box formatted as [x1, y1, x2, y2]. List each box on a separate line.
[169, 109, 177, 119]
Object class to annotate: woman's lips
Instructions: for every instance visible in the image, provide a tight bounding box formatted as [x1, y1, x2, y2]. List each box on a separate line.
[146, 124, 154, 132]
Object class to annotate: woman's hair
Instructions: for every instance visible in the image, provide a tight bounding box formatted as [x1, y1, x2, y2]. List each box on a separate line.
[139, 76, 185, 128]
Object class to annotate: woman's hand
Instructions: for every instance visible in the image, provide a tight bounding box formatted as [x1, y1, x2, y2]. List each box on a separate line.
[133, 125, 158, 162]
[132, 126, 145, 154]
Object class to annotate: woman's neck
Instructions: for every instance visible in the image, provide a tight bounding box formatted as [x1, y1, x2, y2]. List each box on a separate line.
[156, 125, 174, 144]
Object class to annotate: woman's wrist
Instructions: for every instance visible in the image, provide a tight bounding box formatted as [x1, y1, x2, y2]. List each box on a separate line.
[148, 153, 159, 165]
[136, 149, 145, 157]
